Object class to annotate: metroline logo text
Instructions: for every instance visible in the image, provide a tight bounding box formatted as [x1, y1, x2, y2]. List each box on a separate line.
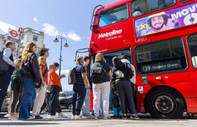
[98, 29, 122, 39]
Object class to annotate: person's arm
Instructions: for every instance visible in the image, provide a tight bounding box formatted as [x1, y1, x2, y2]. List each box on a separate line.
[111, 68, 116, 84]
[85, 72, 90, 89]
[108, 70, 112, 80]
[2, 48, 16, 68]
[30, 53, 40, 84]
[82, 72, 87, 88]
[81, 66, 87, 88]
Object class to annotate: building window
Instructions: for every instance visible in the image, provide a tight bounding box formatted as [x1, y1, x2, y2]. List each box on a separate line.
[21, 34, 24, 40]
[33, 35, 38, 42]
[135, 37, 187, 74]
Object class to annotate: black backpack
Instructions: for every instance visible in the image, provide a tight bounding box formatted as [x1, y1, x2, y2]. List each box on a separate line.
[0, 50, 9, 75]
[91, 63, 107, 84]
[68, 67, 76, 85]
[124, 62, 134, 79]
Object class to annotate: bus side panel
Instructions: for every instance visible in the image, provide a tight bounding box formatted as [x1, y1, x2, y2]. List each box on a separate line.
[136, 71, 197, 113]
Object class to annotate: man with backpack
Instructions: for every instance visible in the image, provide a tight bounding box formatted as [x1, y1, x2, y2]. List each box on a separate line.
[0, 42, 16, 118]
[72, 56, 89, 119]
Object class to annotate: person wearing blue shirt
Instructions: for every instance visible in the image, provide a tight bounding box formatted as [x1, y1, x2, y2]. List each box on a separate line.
[72, 56, 89, 119]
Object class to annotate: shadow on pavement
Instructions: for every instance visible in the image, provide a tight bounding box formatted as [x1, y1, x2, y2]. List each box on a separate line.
[0, 122, 59, 126]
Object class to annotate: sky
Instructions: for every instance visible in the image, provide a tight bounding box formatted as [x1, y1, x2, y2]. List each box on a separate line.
[0, 0, 119, 90]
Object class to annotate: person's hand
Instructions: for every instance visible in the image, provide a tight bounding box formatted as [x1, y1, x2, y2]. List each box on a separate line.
[114, 90, 118, 95]
[14, 65, 19, 70]
[42, 79, 45, 86]
[35, 83, 39, 86]
[61, 74, 66, 78]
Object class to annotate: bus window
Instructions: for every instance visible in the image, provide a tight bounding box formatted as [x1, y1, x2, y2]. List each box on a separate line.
[103, 48, 132, 65]
[188, 34, 197, 68]
[135, 37, 187, 74]
[179, 0, 192, 3]
[131, 0, 175, 17]
[99, 4, 128, 27]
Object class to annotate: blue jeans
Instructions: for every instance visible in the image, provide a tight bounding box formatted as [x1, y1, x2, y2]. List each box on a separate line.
[81, 88, 90, 116]
[19, 78, 36, 120]
[72, 85, 86, 115]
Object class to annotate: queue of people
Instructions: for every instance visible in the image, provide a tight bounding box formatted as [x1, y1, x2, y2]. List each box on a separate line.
[0, 41, 139, 120]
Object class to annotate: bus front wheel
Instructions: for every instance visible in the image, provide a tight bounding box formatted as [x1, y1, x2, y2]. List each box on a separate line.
[145, 87, 185, 119]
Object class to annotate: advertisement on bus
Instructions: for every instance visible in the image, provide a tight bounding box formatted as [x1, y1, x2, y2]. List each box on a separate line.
[135, 2, 197, 37]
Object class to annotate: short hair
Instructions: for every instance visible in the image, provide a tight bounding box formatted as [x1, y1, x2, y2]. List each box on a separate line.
[77, 56, 83, 64]
[53, 62, 60, 67]
[121, 55, 128, 59]
[5, 42, 14, 47]
[39, 48, 49, 56]
[147, 14, 168, 28]
[112, 56, 119, 64]
[95, 53, 105, 62]
[84, 56, 89, 61]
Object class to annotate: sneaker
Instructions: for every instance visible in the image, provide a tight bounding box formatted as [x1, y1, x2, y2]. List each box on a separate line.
[122, 115, 127, 120]
[27, 116, 35, 120]
[132, 115, 140, 120]
[103, 117, 107, 120]
[129, 115, 133, 120]
[58, 113, 68, 118]
[94, 116, 98, 120]
[84, 115, 94, 119]
[75, 115, 81, 119]
[49, 115, 56, 119]
[9, 115, 18, 120]
[71, 115, 75, 119]
[35, 115, 43, 119]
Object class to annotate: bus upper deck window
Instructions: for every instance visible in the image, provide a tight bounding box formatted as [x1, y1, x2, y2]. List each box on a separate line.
[179, 0, 192, 3]
[98, 4, 128, 27]
[131, 0, 175, 17]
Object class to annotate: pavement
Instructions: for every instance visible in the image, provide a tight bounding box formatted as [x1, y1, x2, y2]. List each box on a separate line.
[0, 111, 197, 127]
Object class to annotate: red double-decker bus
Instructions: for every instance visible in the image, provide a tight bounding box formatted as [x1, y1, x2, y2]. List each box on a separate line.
[88, 0, 197, 118]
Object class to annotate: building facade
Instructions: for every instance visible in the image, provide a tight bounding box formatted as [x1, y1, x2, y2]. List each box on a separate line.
[0, 27, 44, 58]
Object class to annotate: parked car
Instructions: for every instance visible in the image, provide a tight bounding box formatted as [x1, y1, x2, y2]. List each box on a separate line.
[41, 91, 73, 113]
[59, 92, 73, 112]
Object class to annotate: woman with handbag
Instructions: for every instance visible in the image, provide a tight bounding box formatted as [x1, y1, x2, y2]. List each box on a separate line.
[19, 42, 40, 120]
[91, 53, 112, 120]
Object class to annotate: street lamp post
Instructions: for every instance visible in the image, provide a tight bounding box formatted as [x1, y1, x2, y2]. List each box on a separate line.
[54, 35, 69, 76]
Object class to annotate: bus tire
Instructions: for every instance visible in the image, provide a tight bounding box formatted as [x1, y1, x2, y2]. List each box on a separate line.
[145, 87, 185, 119]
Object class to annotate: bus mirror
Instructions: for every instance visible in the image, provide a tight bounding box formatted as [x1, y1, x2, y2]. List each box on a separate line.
[90, 25, 99, 31]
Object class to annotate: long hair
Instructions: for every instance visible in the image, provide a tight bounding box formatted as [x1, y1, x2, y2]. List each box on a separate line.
[95, 53, 106, 62]
[21, 42, 36, 64]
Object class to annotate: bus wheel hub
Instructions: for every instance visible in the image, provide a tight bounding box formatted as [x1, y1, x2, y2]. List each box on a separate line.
[155, 95, 174, 114]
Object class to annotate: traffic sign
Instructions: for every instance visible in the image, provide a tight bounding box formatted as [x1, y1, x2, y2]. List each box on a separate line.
[8, 28, 19, 41]
[18, 27, 24, 34]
